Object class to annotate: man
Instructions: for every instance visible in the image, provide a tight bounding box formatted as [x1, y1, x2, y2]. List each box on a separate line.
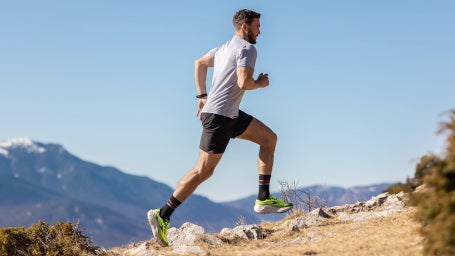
[148, 9, 293, 246]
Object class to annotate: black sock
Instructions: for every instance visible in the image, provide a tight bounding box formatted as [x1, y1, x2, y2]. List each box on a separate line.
[258, 174, 271, 200]
[159, 195, 182, 220]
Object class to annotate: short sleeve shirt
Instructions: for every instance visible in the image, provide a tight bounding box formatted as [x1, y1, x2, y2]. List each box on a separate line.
[201, 36, 257, 118]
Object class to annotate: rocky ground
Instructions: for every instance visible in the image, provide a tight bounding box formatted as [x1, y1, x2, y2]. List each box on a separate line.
[107, 191, 423, 256]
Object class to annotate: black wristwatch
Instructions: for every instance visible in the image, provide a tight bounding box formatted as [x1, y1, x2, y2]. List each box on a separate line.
[196, 93, 207, 99]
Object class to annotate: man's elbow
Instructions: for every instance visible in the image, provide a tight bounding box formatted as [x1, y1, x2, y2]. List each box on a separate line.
[237, 79, 249, 90]
[195, 56, 212, 69]
[194, 59, 203, 68]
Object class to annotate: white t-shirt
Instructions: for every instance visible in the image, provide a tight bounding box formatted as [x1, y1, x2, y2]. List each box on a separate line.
[201, 35, 257, 118]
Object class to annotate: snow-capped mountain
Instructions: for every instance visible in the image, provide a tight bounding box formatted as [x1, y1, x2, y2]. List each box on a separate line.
[0, 137, 46, 152]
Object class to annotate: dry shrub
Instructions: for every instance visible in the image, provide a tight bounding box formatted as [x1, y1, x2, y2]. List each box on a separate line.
[413, 110, 455, 255]
[278, 180, 327, 214]
[0, 221, 104, 256]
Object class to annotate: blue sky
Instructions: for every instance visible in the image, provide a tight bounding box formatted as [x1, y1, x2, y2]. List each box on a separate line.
[1, 1, 454, 202]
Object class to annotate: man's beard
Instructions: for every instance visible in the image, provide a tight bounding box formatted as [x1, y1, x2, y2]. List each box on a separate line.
[247, 29, 257, 44]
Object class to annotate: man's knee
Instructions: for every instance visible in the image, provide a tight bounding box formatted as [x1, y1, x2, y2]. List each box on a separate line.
[257, 128, 277, 150]
[264, 131, 278, 150]
[194, 152, 221, 181]
[271, 131, 278, 146]
[193, 166, 215, 182]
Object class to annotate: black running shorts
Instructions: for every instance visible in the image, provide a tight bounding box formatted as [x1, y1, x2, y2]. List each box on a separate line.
[199, 110, 253, 154]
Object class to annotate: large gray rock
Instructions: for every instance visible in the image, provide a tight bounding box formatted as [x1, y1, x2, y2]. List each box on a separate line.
[120, 242, 156, 256]
[310, 208, 332, 218]
[168, 222, 205, 246]
[219, 224, 263, 241]
[280, 213, 325, 231]
[168, 222, 205, 255]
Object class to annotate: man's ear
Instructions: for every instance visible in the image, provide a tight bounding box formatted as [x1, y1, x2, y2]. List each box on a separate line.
[241, 23, 248, 33]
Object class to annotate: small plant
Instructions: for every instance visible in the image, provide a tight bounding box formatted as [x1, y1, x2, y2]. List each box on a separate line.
[0, 221, 105, 256]
[235, 215, 247, 226]
[278, 180, 327, 214]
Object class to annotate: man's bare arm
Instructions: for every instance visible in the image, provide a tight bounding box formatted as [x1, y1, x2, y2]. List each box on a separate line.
[237, 66, 269, 90]
[194, 53, 214, 96]
[194, 53, 214, 116]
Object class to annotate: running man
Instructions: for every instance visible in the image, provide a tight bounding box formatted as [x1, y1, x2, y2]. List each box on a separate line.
[148, 9, 293, 246]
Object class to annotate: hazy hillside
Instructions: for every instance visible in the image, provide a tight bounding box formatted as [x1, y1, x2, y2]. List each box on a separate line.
[0, 138, 255, 247]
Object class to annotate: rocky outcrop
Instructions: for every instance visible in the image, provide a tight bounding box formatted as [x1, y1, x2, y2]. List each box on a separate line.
[114, 191, 408, 256]
[329, 191, 407, 222]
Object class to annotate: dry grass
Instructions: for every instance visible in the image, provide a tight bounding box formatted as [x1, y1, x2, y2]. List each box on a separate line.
[112, 207, 423, 256]
[195, 209, 423, 256]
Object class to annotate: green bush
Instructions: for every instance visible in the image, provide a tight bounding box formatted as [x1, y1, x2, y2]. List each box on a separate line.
[413, 110, 455, 255]
[0, 221, 104, 256]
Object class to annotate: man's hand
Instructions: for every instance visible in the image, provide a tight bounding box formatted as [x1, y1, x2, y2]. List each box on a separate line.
[196, 98, 207, 119]
[256, 73, 269, 88]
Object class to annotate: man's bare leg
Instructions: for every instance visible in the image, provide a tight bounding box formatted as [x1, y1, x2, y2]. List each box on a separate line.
[237, 117, 277, 175]
[173, 149, 223, 202]
[237, 117, 293, 213]
[148, 149, 223, 245]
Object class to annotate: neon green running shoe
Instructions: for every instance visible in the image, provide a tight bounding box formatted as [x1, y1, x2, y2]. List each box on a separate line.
[147, 209, 170, 246]
[254, 195, 293, 214]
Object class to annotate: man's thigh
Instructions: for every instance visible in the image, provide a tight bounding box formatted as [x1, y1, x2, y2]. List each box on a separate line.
[236, 117, 276, 146]
[199, 113, 234, 154]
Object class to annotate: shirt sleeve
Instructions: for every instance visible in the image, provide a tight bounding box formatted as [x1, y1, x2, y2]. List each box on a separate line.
[208, 47, 220, 58]
[237, 45, 257, 70]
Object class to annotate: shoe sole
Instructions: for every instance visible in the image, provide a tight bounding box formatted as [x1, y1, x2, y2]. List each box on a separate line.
[147, 210, 167, 246]
[254, 204, 293, 214]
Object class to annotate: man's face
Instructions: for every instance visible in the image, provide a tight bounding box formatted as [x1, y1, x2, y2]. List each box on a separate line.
[246, 18, 261, 44]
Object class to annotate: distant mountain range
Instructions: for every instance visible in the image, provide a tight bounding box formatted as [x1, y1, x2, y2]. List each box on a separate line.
[0, 138, 392, 247]
[223, 183, 393, 223]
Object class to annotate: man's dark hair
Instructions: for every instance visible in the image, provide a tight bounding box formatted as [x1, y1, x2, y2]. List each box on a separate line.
[232, 9, 261, 30]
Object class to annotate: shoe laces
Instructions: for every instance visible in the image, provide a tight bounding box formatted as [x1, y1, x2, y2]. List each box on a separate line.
[163, 219, 170, 229]
[268, 195, 279, 201]
[158, 216, 170, 230]
[269, 195, 287, 203]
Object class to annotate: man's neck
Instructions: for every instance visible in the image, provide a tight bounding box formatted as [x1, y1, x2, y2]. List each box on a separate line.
[235, 30, 248, 42]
